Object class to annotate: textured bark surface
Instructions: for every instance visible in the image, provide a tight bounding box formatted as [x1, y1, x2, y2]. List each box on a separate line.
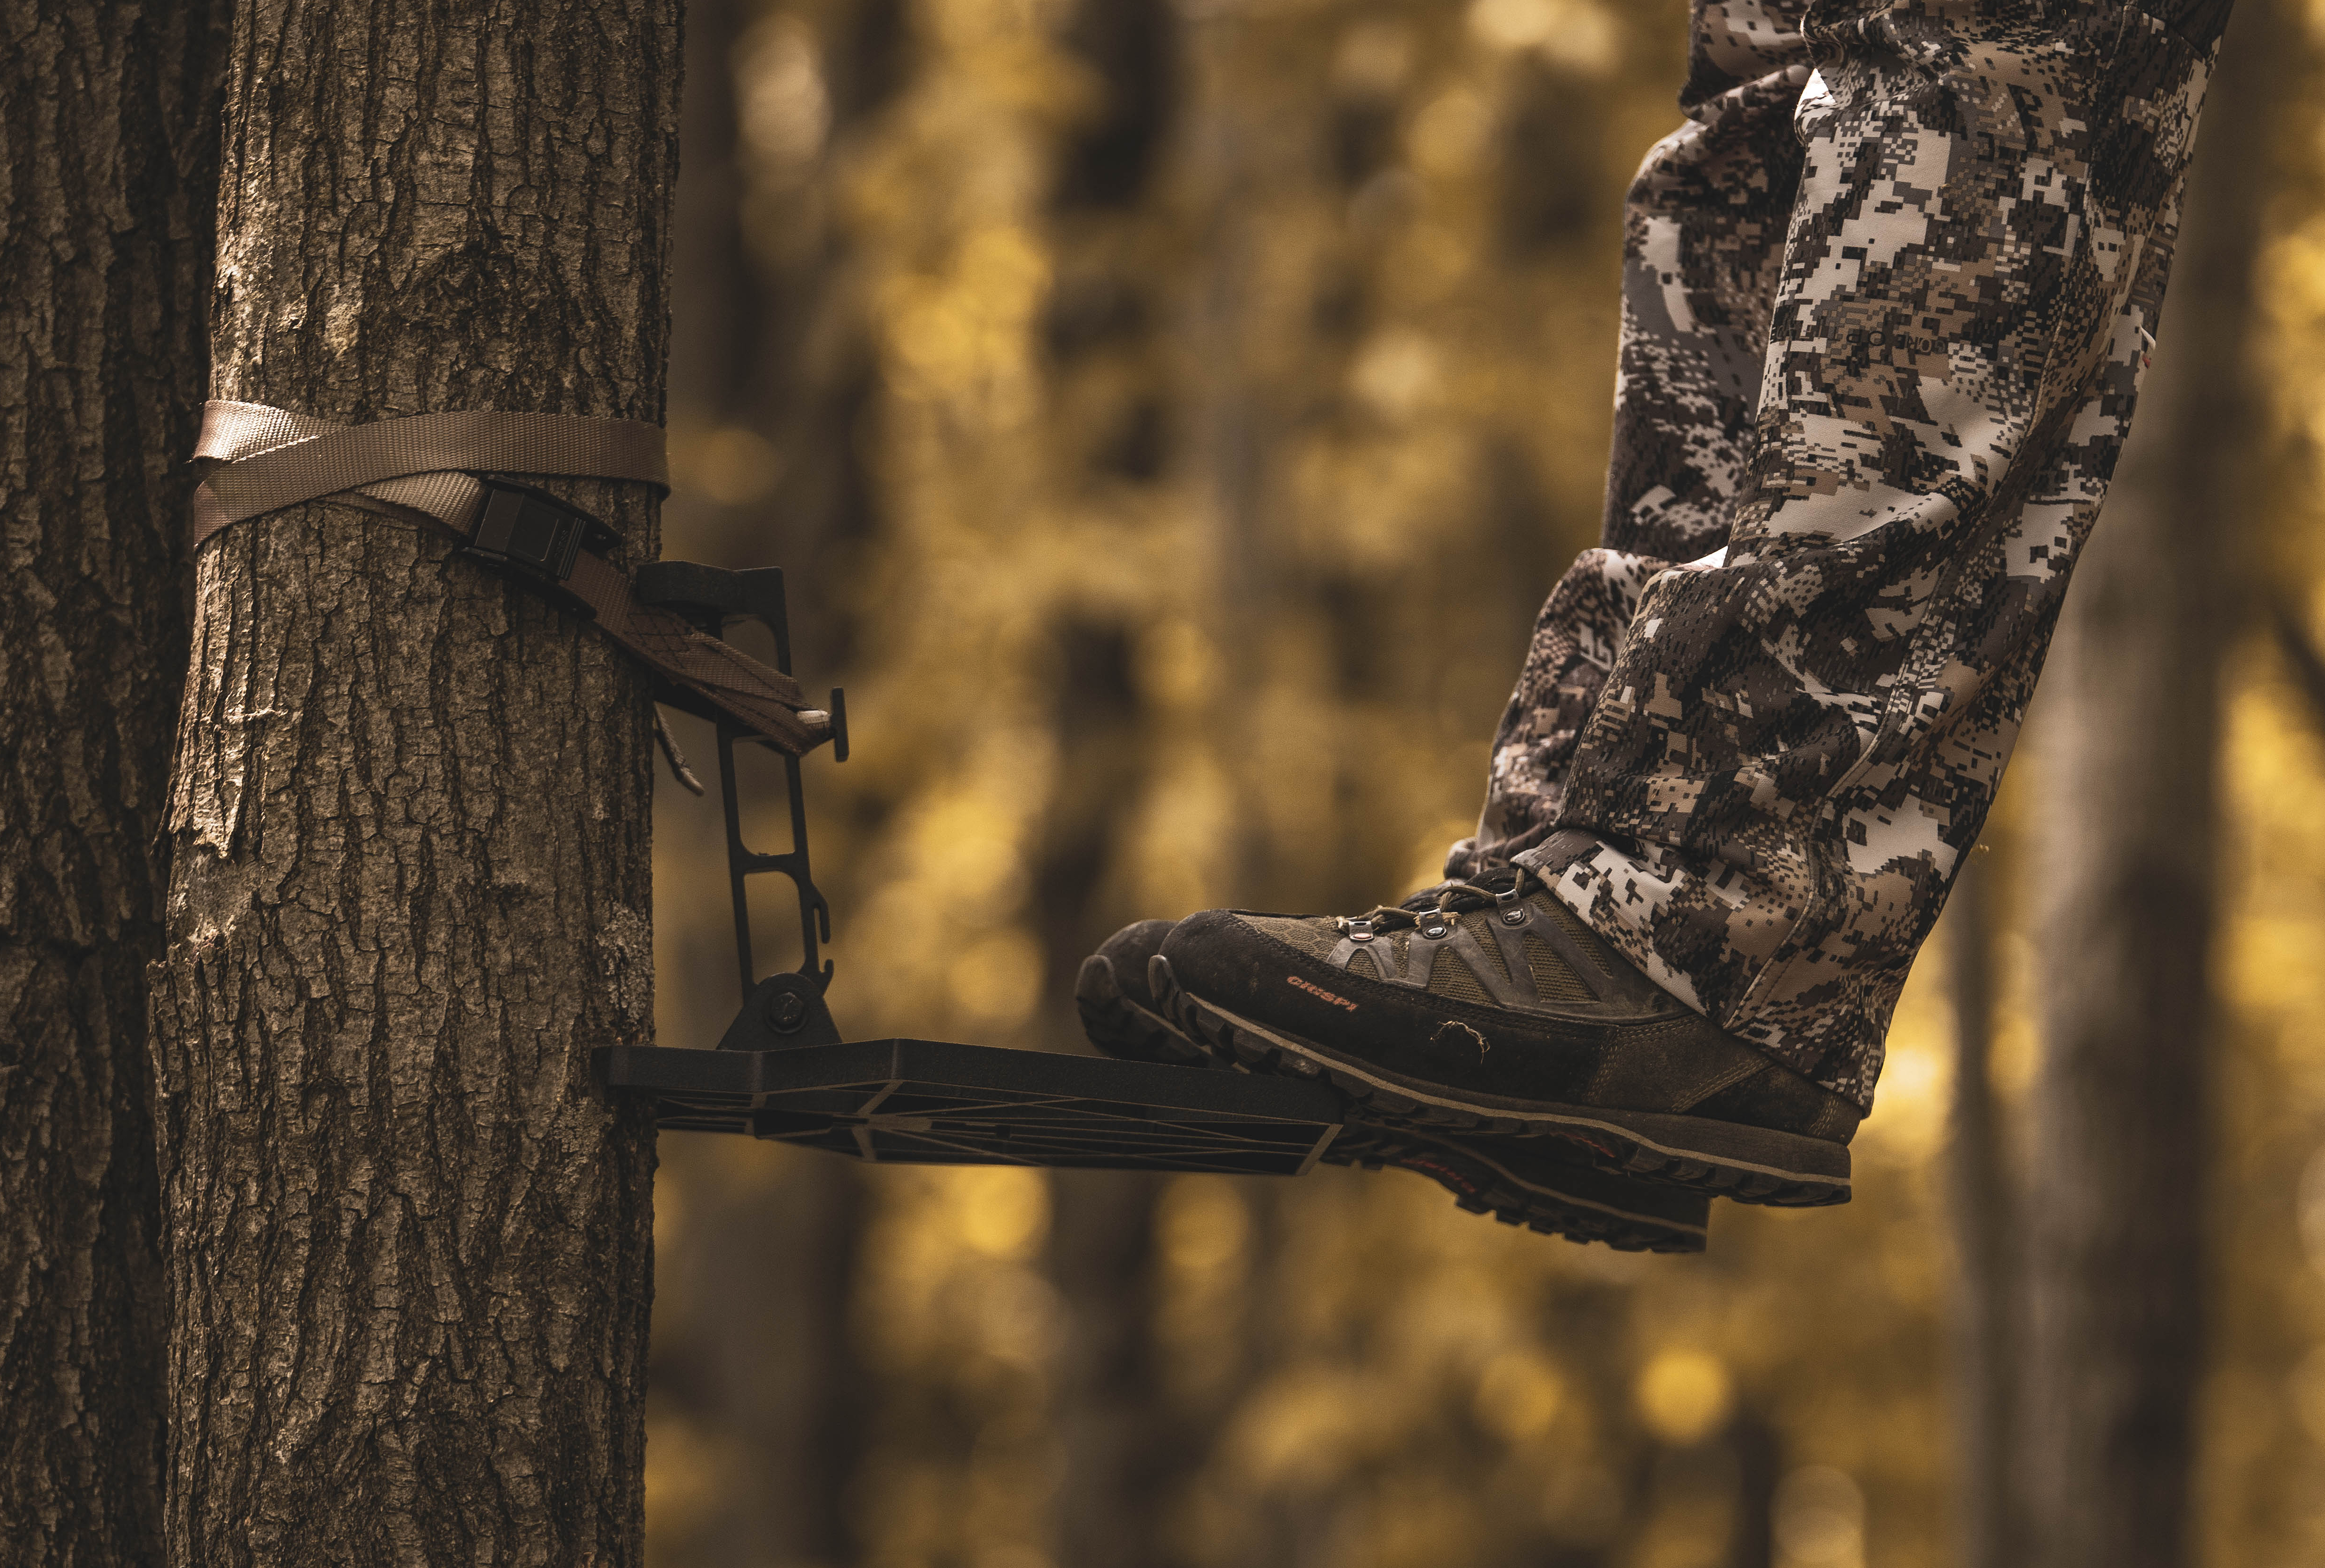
[2022, 4, 2281, 1564]
[149, 2, 677, 1561]
[0, 1, 222, 1560]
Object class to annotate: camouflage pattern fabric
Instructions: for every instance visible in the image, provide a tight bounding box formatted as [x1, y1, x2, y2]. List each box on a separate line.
[1450, 0, 2234, 1107]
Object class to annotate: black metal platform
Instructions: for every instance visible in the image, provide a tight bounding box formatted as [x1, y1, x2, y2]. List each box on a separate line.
[596, 1040, 1349, 1174]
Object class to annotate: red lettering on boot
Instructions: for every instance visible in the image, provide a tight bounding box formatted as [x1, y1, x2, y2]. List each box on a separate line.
[1287, 975, 1358, 1011]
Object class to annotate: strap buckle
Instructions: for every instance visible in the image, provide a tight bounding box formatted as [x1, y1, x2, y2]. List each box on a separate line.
[467, 479, 608, 581]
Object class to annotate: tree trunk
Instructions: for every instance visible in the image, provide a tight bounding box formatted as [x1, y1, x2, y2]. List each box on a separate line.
[649, 1149, 870, 1568]
[1038, 620, 1183, 1568]
[1945, 849, 2020, 1568]
[647, 3, 882, 1561]
[149, 2, 676, 1560]
[1049, 1170, 1184, 1568]
[2021, 4, 2283, 1564]
[0, 2, 222, 1560]
[1180, 0, 1287, 909]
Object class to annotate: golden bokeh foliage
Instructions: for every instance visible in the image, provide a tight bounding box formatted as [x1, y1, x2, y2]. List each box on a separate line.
[642, 0, 2325, 1563]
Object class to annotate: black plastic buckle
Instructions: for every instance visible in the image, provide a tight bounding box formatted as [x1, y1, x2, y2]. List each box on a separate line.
[468, 479, 600, 581]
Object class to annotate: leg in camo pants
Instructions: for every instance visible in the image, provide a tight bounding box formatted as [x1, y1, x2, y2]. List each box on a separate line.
[1447, 0, 2236, 1107]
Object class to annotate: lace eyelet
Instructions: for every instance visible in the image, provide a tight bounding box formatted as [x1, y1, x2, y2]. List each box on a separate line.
[1420, 922, 1450, 940]
[1500, 906, 1528, 927]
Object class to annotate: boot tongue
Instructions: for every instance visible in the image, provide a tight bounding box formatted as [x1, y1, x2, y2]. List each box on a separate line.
[1397, 879, 1459, 912]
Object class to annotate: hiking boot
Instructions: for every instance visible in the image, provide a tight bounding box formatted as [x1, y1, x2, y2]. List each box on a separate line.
[1075, 919, 1712, 1252]
[1148, 866, 1860, 1206]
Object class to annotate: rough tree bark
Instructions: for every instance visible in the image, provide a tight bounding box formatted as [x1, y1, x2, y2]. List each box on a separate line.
[2022, 3, 2283, 1564]
[148, 2, 677, 1560]
[0, 2, 223, 1561]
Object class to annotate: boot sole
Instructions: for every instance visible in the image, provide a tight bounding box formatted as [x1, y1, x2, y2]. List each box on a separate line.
[1334, 1126, 1709, 1253]
[1153, 957, 1849, 1207]
[1077, 955, 1710, 1249]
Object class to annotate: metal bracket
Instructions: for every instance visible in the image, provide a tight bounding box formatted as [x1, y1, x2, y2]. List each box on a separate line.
[715, 971, 844, 1051]
[635, 562, 846, 1040]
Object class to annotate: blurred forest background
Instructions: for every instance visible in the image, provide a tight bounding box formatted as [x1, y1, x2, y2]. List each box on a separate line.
[637, 0, 2325, 1563]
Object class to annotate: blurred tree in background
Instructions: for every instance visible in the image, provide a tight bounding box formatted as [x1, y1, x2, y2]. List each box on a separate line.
[644, 0, 2325, 1564]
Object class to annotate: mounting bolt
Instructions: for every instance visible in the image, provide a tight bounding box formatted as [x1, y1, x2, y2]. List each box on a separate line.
[764, 988, 810, 1034]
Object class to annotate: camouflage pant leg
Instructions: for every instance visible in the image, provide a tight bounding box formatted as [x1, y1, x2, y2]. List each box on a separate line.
[1544, 0, 2234, 1107]
[1445, 0, 1815, 880]
[1482, 0, 2230, 1108]
[1603, 0, 1815, 564]
[1449, 550, 1663, 876]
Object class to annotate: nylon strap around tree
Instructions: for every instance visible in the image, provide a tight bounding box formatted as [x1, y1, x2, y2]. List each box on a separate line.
[190, 400, 831, 756]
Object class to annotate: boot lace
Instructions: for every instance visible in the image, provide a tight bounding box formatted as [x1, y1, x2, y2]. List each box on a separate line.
[1335, 864, 1547, 941]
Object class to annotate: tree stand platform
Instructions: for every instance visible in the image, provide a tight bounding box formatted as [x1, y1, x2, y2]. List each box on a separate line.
[594, 562, 1351, 1174]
